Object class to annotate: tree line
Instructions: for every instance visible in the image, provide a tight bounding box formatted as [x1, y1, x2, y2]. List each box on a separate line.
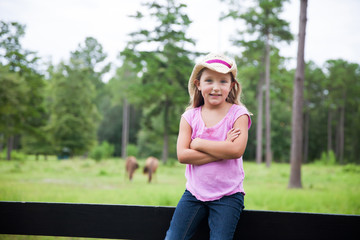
[1, 0, 359, 167]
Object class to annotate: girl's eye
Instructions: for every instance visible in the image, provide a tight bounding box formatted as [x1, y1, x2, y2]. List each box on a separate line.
[221, 80, 228, 84]
[205, 79, 212, 83]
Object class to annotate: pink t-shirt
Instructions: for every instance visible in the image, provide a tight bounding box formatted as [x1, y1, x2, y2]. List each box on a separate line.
[182, 104, 252, 201]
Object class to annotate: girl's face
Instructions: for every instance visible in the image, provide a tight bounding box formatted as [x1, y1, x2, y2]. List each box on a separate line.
[195, 68, 234, 107]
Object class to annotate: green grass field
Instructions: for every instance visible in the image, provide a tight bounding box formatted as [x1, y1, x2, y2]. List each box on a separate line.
[0, 157, 359, 239]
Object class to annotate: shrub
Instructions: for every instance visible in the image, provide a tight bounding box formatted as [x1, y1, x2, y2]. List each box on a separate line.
[90, 141, 115, 161]
[342, 164, 360, 173]
[126, 144, 138, 157]
[315, 150, 336, 165]
[1, 149, 27, 161]
[90, 147, 103, 161]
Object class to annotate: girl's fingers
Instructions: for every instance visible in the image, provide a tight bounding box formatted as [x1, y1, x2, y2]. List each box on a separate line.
[228, 128, 240, 134]
[232, 129, 241, 135]
[231, 129, 241, 139]
[226, 128, 241, 142]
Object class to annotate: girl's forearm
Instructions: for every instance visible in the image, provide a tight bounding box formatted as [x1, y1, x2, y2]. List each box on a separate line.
[177, 148, 218, 165]
[190, 138, 245, 160]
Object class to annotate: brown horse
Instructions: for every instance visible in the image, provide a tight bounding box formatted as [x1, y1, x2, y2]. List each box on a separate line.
[143, 156, 159, 183]
[125, 156, 139, 181]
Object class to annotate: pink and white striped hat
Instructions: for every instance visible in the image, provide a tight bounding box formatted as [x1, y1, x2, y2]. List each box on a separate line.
[188, 53, 238, 96]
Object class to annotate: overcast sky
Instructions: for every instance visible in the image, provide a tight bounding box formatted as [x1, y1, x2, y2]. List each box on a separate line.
[1, 0, 360, 76]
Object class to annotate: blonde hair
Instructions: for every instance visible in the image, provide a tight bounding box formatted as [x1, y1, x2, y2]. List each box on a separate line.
[186, 67, 243, 110]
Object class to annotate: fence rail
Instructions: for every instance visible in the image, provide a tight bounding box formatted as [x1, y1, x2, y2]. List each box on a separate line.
[0, 201, 359, 240]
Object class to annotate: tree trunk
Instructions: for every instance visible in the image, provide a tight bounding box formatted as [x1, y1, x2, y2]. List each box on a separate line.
[7, 136, 14, 161]
[0, 133, 3, 155]
[338, 106, 345, 164]
[289, 0, 307, 189]
[327, 108, 333, 153]
[265, 33, 272, 168]
[303, 111, 309, 164]
[335, 107, 340, 160]
[121, 98, 130, 160]
[338, 90, 346, 164]
[162, 98, 169, 164]
[256, 72, 265, 164]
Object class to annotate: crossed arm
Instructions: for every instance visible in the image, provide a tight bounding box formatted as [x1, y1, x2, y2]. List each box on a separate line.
[176, 115, 249, 165]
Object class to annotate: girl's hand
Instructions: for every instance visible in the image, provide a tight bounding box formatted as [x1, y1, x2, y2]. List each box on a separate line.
[226, 128, 241, 142]
[190, 138, 201, 150]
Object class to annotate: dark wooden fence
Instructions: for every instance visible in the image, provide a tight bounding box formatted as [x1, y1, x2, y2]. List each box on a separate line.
[1, 201, 359, 240]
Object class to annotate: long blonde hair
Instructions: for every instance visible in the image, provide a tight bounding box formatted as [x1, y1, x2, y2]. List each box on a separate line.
[186, 67, 243, 110]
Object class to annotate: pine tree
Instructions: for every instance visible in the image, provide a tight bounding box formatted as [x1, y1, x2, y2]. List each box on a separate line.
[122, 0, 196, 163]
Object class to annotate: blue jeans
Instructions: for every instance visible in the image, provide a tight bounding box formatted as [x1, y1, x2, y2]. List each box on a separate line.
[165, 190, 244, 240]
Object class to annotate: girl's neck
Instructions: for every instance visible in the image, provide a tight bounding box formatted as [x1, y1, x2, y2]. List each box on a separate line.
[200, 102, 233, 128]
[202, 102, 233, 111]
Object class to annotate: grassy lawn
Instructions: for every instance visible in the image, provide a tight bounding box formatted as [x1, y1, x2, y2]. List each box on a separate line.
[0, 157, 359, 239]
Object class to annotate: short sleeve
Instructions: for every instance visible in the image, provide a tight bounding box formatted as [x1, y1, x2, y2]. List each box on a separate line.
[232, 105, 252, 129]
[181, 108, 195, 126]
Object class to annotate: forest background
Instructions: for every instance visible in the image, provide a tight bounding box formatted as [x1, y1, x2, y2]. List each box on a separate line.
[1, 0, 360, 169]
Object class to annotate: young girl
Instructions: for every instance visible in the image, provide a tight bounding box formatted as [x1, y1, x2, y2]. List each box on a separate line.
[165, 53, 251, 240]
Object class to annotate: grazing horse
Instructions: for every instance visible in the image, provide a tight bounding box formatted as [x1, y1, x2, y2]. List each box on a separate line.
[143, 156, 159, 183]
[125, 156, 139, 181]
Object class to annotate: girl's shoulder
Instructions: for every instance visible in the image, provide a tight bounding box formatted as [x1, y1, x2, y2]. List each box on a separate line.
[183, 106, 201, 115]
[230, 104, 252, 129]
[182, 106, 201, 124]
[230, 104, 250, 114]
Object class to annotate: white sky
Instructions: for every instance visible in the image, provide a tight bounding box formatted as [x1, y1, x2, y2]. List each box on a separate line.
[1, 0, 360, 78]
